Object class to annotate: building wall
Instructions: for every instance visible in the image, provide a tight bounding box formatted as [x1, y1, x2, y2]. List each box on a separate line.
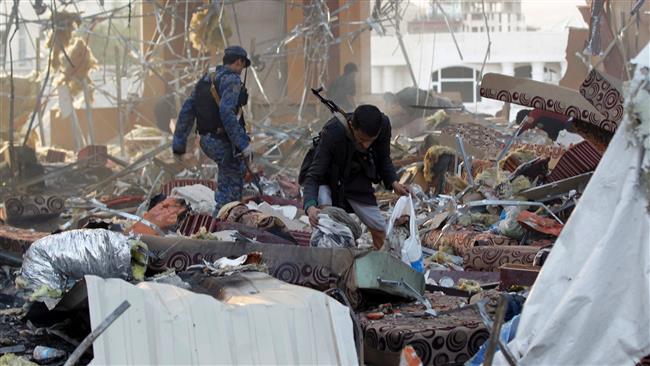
[409, 0, 526, 34]
[370, 31, 568, 96]
[225, 1, 287, 104]
[607, 0, 650, 68]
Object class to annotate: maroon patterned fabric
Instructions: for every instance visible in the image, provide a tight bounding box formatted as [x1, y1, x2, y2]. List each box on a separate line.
[439, 122, 565, 162]
[77, 144, 108, 166]
[361, 299, 488, 365]
[176, 214, 304, 246]
[579, 69, 624, 124]
[288, 230, 312, 247]
[440, 123, 506, 158]
[144, 235, 361, 298]
[3, 195, 66, 219]
[177, 214, 218, 236]
[424, 226, 519, 257]
[0, 225, 48, 254]
[463, 245, 539, 271]
[573, 119, 612, 152]
[45, 149, 66, 163]
[480, 74, 619, 133]
[547, 141, 602, 182]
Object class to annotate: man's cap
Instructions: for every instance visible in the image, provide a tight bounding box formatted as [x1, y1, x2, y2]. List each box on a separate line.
[224, 45, 251, 67]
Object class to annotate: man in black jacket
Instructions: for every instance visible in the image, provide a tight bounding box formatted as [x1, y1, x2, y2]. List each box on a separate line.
[302, 105, 410, 249]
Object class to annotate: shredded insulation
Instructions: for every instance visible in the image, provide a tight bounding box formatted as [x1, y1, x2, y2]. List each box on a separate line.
[55, 38, 97, 101]
[189, 8, 232, 53]
[46, 11, 82, 70]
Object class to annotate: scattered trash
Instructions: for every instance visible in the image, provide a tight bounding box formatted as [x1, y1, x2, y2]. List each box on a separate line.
[310, 214, 356, 248]
[0, 346, 25, 356]
[32, 346, 66, 364]
[170, 184, 216, 216]
[186, 252, 267, 277]
[386, 196, 424, 272]
[0, 2, 644, 365]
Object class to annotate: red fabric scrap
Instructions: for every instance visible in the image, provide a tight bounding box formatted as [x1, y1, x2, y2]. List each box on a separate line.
[517, 210, 563, 237]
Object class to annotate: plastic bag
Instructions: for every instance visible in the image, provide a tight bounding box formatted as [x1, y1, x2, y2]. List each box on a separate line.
[310, 214, 355, 248]
[386, 195, 424, 272]
[491, 206, 525, 239]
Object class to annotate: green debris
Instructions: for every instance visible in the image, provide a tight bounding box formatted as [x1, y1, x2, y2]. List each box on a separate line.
[426, 110, 450, 129]
[129, 239, 149, 282]
[27, 285, 63, 302]
[0, 354, 37, 366]
[457, 279, 482, 293]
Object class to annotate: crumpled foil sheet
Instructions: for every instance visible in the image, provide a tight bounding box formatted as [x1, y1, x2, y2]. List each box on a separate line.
[20, 229, 134, 292]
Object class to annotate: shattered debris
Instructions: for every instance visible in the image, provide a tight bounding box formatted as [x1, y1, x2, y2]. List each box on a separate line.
[0, 1, 648, 365]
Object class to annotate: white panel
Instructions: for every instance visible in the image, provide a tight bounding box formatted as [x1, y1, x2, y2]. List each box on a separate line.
[86, 275, 357, 365]
[495, 88, 650, 365]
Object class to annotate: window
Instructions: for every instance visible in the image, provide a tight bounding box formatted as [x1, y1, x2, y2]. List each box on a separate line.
[471, 26, 478, 32]
[515, 65, 532, 78]
[544, 67, 558, 82]
[431, 66, 481, 103]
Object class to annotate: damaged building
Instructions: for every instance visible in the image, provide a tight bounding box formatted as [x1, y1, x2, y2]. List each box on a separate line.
[0, 0, 649, 365]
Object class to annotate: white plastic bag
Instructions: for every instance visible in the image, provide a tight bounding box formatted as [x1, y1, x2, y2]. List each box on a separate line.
[386, 196, 424, 272]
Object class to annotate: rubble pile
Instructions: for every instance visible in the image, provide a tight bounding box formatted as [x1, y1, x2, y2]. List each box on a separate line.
[0, 1, 648, 364]
[1, 64, 649, 364]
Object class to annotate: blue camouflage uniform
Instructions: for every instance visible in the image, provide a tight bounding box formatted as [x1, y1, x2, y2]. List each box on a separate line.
[173, 65, 250, 212]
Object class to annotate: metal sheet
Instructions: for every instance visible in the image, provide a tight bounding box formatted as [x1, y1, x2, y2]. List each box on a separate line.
[353, 251, 425, 298]
[86, 274, 358, 365]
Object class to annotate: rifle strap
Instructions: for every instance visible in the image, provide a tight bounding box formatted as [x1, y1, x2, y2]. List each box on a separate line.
[209, 71, 241, 115]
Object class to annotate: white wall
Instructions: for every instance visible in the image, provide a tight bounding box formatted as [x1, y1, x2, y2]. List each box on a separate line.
[370, 31, 569, 94]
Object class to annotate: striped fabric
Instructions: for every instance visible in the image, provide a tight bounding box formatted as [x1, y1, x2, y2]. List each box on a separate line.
[547, 141, 602, 182]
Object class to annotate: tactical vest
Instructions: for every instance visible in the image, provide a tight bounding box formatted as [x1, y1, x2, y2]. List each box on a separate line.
[193, 72, 244, 136]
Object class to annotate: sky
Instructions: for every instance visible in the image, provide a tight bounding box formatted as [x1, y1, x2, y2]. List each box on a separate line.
[521, 0, 587, 30]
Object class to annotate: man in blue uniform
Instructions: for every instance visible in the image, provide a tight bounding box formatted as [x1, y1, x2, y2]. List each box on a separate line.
[173, 46, 252, 214]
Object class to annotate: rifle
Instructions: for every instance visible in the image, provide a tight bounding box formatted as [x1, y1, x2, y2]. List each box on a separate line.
[311, 87, 349, 121]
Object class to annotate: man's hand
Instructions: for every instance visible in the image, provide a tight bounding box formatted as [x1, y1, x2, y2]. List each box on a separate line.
[240, 145, 254, 164]
[307, 206, 321, 227]
[392, 181, 411, 196]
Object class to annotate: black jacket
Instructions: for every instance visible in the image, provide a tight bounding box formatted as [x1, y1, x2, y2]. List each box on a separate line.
[303, 115, 398, 209]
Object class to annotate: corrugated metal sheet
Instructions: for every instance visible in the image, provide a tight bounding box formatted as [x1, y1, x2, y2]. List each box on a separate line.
[85, 274, 357, 365]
